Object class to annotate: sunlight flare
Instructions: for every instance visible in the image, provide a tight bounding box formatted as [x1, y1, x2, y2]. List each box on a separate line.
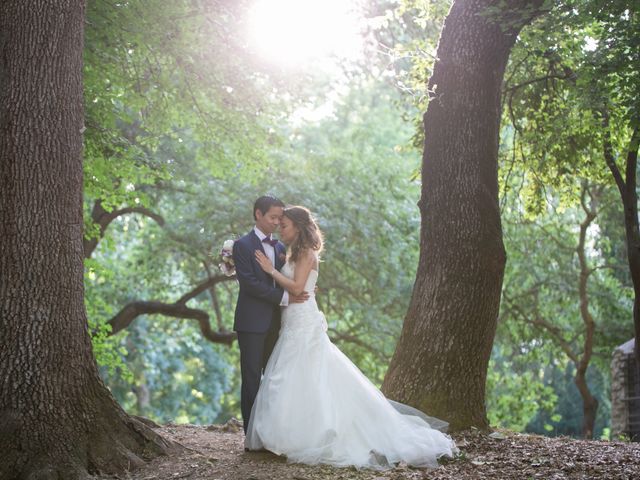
[247, 0, 363, 65]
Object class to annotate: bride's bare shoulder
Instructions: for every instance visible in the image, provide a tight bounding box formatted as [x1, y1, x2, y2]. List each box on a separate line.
[305, 249, 320, 270]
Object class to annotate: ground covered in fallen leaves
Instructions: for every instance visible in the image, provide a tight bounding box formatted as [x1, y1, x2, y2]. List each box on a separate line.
[96, 419, 640, 479]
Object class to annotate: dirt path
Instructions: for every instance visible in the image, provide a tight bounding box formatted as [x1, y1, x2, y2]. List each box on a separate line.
[95, 421, 640, 479]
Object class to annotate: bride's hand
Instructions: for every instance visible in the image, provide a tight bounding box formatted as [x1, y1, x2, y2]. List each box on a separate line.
[255, 250, 275, 274]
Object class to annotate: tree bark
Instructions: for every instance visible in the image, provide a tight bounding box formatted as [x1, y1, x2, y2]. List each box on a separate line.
[0, 3, 177, 478]
[382, 0, 545, 430]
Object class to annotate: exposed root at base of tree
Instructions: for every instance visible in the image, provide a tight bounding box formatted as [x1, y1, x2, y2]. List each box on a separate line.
[4, 415, 183, 480]
[85, 415, 183, 477]
[93, 420, 640, 480]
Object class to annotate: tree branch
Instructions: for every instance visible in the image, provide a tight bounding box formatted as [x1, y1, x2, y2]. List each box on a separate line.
[84, 199, 165, 258]
[502, 293, 579, 363]
[175, 274, 232, 305]
[600, 108, 626, 195]
[108, 275, 236, 345]
[503, 72, 575, 94]
[576, 184, 598, 370]
[203, 262, 225, 331]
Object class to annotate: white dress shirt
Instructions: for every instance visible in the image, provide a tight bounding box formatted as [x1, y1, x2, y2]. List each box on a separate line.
[254, 226, 289, 306]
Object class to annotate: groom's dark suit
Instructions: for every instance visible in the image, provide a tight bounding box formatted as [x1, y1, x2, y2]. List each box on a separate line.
[233, 229, 286, 433]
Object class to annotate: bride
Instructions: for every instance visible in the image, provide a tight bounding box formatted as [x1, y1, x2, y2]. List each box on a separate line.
[245, 206, 458, 469]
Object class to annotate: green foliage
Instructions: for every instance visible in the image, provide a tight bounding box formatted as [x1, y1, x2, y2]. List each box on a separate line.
[85, 258, 133, 383]
[486, 353, 558, 432]
[85, 60, 424, 421]
[492, 175, 632, 436]
[365, 0, 450, 149]
[264, 78, 423, 384]
[387, 0, 637, 437]
[500, 0, 639, 209]
[103, 314, 234, 424]
[526, 362, 612, 437]
[83, 0, 289, 230]
[81, 0, 638, 435]
[81, 0, 298, 422]
[88, 317, 133, 383]
[489, 1, 638, 435]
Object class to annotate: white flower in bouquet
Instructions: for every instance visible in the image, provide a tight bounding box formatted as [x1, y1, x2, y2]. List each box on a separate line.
[218, 239, 236, 276]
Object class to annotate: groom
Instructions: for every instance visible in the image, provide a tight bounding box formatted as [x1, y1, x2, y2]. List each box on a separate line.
[233, 195, 308, 436]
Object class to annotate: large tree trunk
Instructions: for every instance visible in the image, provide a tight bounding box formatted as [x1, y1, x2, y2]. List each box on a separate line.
[382, 0, 544, 430]
[0, 2, 176, 479]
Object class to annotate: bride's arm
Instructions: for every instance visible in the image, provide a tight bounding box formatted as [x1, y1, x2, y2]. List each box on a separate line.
[255, 250, 315, 296]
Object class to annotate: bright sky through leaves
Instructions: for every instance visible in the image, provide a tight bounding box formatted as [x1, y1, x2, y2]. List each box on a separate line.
[247, 0, 364, 66]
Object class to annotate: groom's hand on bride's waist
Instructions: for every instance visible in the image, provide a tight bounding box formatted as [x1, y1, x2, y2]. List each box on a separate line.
[289, 291, 310, 303]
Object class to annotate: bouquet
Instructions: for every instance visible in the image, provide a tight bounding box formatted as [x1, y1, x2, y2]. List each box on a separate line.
[218, 239, 236, 276]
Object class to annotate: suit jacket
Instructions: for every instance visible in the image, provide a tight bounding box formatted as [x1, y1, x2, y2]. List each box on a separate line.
[233, 229, 287, 333]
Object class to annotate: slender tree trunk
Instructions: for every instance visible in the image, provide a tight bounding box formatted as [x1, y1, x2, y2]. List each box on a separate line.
[0, 3, 176, 478]
[619, 128, 640, 367]
[575, 185, 599, 439]
[382, 0, 544, 430]
[575, 365, 598, 439]
[602, 115, 640, 366]
[134, 383, 152, 415]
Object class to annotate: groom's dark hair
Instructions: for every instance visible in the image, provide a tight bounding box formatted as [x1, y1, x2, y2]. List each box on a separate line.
[253, 195, 285, 220]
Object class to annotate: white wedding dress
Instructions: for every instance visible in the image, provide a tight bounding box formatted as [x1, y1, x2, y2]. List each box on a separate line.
[245, 260, 458, 469]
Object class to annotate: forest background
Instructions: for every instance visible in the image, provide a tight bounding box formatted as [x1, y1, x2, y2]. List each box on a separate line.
[82, 0, 638, 441]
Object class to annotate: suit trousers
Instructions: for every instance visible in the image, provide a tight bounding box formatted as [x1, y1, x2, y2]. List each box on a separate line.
[237, 320, 280, 433]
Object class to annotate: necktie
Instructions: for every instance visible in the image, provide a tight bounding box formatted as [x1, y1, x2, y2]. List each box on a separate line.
[262, 236, 278, 247]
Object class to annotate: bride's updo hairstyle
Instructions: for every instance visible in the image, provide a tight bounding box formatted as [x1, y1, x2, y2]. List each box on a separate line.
[284, 206, 323, 263]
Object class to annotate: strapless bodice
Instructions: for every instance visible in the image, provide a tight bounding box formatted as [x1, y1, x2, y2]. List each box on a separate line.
[280, 261, 318, 293]
[279, 261, 326, 337]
